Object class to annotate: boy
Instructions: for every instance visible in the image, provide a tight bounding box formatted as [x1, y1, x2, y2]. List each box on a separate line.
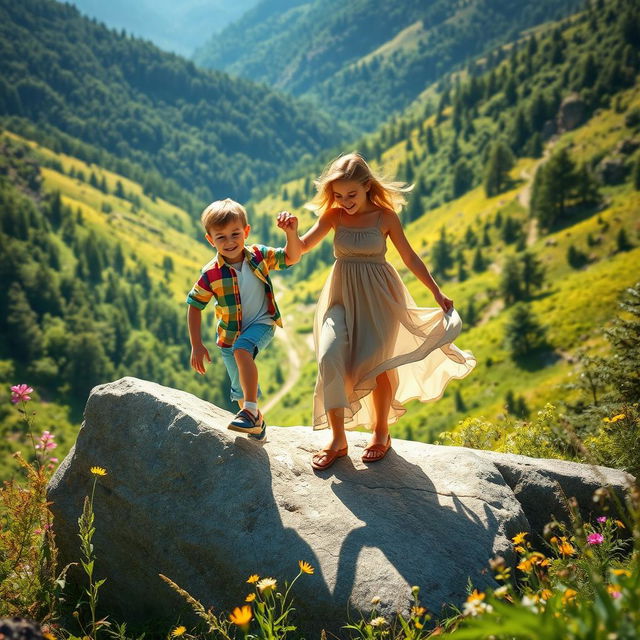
[186, 198, 301, 440]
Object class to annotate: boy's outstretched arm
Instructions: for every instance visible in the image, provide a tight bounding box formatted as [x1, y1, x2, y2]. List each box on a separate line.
[277, 210, 302, 266]
[187, 305, 211, 374]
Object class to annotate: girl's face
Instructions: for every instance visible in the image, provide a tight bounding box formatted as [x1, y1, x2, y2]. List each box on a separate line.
[331, 179, 370, 215]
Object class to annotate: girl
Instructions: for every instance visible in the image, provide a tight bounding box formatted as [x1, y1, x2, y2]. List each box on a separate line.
[294, 153, 476, 470]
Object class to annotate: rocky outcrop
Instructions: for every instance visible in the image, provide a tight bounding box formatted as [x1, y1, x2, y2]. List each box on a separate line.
[557, 93, 587, 132]
[47, 378, 634, 634]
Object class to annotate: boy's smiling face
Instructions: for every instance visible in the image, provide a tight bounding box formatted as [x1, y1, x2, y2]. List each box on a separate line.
[206, 220, 250, 263]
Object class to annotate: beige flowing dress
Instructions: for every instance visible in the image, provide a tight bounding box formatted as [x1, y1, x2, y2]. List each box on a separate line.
[312, 211, 476, 430]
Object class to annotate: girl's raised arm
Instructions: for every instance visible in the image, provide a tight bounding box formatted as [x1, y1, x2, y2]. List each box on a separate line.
[299, 210, 336, 254]
[386, 213, 454, 312]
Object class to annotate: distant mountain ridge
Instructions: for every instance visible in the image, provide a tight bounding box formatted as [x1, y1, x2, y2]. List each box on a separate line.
[0, 0, 350, 206]
[194, 0, 582, 131]
[67, 0, 259, 57]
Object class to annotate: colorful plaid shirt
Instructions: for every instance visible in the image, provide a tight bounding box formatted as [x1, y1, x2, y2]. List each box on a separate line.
[186, 244, 290, 348]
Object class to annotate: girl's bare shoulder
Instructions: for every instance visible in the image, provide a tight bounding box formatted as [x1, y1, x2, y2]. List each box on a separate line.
[321, 207, 342, 228]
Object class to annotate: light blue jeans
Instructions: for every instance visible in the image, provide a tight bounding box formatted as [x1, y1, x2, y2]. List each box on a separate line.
[218, 323, 275, 403]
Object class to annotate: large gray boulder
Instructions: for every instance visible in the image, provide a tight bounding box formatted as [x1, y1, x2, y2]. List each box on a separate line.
[47, 378, 634, 634]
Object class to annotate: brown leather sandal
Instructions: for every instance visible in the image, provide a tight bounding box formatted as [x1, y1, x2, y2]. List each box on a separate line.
[362, 436, 391, 463]
[311, 446, 348, 471]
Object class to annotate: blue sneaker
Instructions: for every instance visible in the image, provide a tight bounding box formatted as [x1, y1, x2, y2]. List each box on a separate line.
[227, 409, 264, 435]
[248, 422, 267, 441]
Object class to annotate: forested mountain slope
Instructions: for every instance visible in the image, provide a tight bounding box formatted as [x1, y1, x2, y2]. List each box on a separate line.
[194, 0, 581, 130]
[0, 0, 349, 208]
[244, 0, 640, 449]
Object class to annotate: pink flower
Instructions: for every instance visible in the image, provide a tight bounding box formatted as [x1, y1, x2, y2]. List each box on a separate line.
[10, 384, 33, 404]
[610, 590, 622, 599]
[597, 516, 607, 523]
[587, 533, 604, 545]
[35, 431, 57, 450]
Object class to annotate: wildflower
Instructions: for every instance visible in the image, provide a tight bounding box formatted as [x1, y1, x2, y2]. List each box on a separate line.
[257, 577, 277, 594]
[370, 617, 387, 627]
[493, 586, 509, 599]
[245, 593, 256, 602]
[611, 568, 631, 577]
[463, 591, 493, 617]
[170, 626, 186, 638]
[35, 431, 57, 450]
[587, 533, 604, 545]
[90, 466, 107, 476]
[521, 595, 539, 612]
[603, 414, 625, 423]
[246, 574, 259, 584]
[11, 384, 33, 404]
[597, 516, 607, 523]
[514, 545, 526, 554]
[552, 536, 576, 556]
[512, 532, 528, 545]
[371, 596, 381, 605]
[540, 589, 553, 601]
[561, 589, 577, 605]
[229, 606, 253, 627]
[517, 558, 535, 572]
[411, 585, 420, 597]
[298, 560, 314, 574]
[615, 520, 626, 529]
[43, 633, 56, 640]
[606, 584, 622, 599]
[411, 606, 426, 617]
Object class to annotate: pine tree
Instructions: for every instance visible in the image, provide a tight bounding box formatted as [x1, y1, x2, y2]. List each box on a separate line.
[521, 251, 545, 297]
[472, 247, 486, 272]
[633, 156, 640, 190]
[454, 389, 467, 412]
[425, 126, 436, 154]
[431, 227, 454, 277]
[530, 148, 578, 229]
[484, 141, 514, 196]
[452, 160, 473, 197]
[604, 281, 640, 403]
[500, 255, 522, 305]
[6, 282, 43, 361]
[616, 228, 632, 252]
[505, 303, 547, 358]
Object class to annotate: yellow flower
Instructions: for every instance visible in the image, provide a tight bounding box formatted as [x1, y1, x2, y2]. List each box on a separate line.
[517, 558, 535, 573]
[562, 589, 577, 605]
[229, 606, 253, 627]
[411, 606, 427, 617]
[170, 626, 186, 638]
[298, 560, 314, 575]
[257, 577, 277, 593]
[466, 589, 485, 603]
[540, 589, 553, 601]
[246, 574, 259, 584]
[615, 520, 626, 529]
[514, 545, 526, 554]
[612, 568, 631, 577]
[90, 466, 107, 476]
[245, 593, 256, 602]
[512, 532, 528, 545]
[414, 621, 424, 630]
[43, 634, 56, 640]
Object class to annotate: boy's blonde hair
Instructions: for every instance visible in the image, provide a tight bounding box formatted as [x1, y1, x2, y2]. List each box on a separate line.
[307, 152, 412, 215]
[201, 198, 248, 234]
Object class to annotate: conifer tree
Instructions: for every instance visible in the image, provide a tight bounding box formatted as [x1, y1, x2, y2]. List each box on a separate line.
[431, 227, 454, 277]
[500, 255, 522, 305]
[484, 141, 514, 196]
[530, 148, 578, 229]
[472, 246, 486, 272]
[521, 251, 545, 297]
[505, 303, 547, 358]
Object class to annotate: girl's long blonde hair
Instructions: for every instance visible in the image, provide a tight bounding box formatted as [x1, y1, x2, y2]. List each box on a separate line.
[307, 152, 413, 215]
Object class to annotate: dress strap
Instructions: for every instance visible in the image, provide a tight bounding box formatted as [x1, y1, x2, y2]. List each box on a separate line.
[376, 211, 383, 228]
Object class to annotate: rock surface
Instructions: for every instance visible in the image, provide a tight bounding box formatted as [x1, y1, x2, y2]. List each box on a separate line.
[47, 378, 634, 633]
